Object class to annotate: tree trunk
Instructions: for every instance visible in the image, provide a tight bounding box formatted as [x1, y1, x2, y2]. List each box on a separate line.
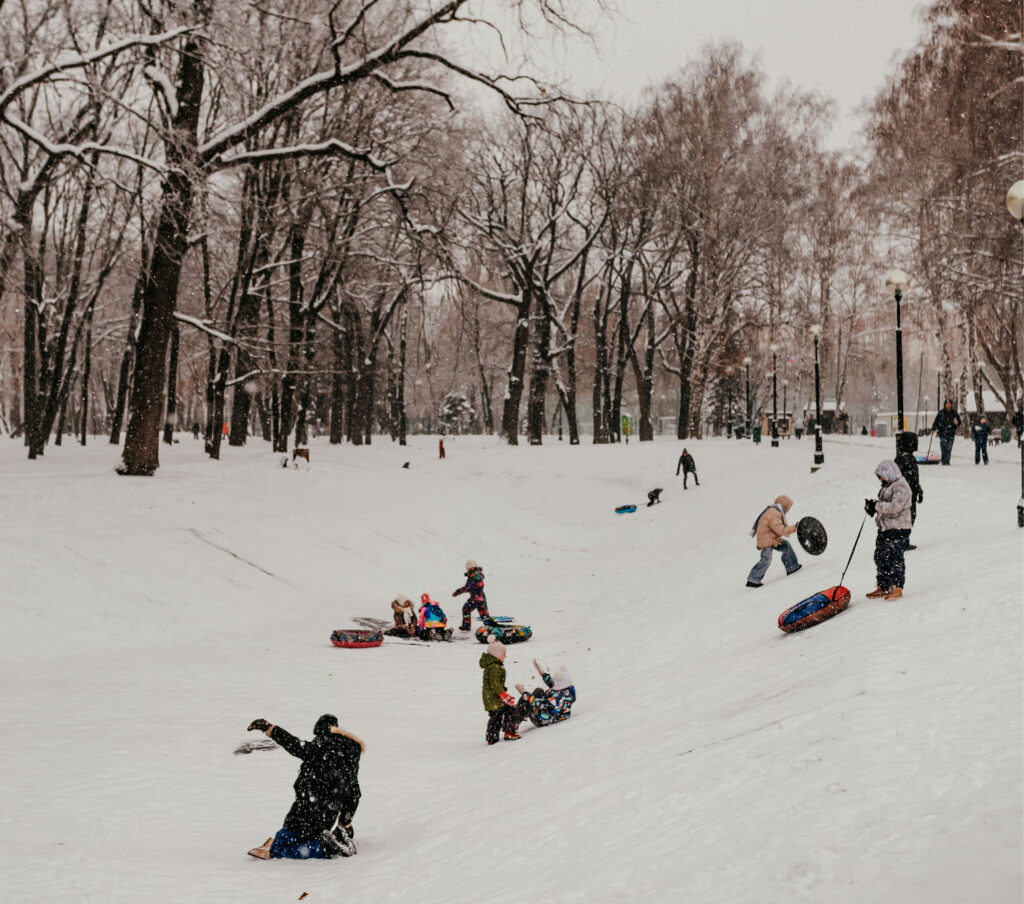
[120, 30, 205, 475]
[500, 290, 532, 445]
[163, 322, 180, 444]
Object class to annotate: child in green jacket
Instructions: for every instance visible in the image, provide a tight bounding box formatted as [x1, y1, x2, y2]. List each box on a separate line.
[479, 639, 520, 744]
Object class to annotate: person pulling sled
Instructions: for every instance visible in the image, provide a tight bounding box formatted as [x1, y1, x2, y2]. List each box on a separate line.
[864, 460, 912, 601]
[245, 714, 364, 860]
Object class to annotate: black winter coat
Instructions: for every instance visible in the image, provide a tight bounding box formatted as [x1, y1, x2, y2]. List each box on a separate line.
[676, 452, 696, 475]
[270, 725, 363, 838]
[895, 451, 921, 498]
[931, 408, 961, 438]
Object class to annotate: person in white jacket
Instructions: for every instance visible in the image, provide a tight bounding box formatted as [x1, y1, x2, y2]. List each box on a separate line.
[864, 459, 913, 600]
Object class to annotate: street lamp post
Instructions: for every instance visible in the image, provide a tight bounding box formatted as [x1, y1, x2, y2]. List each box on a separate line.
[810, 325, 824, 469]
[782, 380, 788, 437]
[885, 270, 910, 447]
[743, 356, 752, 439]
[725, 367, 734, 437]
[1005, 180, 1024, 527]
[770, 343, 779, 448]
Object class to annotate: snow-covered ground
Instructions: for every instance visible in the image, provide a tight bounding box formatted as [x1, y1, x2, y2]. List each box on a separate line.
[1, 431, 1021, 904]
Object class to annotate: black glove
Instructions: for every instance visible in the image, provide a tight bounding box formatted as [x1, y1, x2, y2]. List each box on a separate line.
[247, 718, 271, 733]
[864, 499, 877, 516]
[916, 489, 923, 504]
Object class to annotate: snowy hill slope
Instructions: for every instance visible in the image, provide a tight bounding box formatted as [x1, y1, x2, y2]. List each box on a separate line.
[1, 434, 1020, 904]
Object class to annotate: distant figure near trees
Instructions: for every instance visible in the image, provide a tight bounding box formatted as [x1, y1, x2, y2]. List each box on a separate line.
[675, 449, 699, 488]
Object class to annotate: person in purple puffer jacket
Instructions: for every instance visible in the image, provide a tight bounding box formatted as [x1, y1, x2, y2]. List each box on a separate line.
[453, 559, 489, 631]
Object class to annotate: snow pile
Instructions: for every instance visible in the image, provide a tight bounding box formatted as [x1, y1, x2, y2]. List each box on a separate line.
[0, 433, 1020, 904]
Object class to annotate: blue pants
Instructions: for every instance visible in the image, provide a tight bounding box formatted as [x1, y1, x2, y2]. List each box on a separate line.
[747, 540, 799, 585]
[939, 435, 954, 464]
[269, 827, 326, 859]
[974, 440, 988, 464]
[874, 529, 910, 590]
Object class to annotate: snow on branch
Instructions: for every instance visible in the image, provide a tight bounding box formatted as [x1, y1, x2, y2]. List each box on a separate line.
[371, 71, 455, 110]
[1, 112, 164, 171]
[173, 312, 234, 344]
[210, 138, 389, 172]
[0, 26, 196, 112]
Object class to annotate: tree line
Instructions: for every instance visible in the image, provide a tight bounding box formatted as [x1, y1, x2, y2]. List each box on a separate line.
[1, 0, 1019, 473]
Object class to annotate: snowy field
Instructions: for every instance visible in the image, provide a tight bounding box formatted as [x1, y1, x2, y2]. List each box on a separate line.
[1, 430, 1021, 904]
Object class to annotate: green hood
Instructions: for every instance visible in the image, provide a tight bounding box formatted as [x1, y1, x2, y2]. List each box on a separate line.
[479, 652, 506, 710]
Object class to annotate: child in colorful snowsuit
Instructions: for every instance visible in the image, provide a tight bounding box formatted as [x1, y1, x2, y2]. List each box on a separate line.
[417, 593, 453, 641]
[514, 661, 576, 728]
[245, 714, 363, 860]
[480, 639, 520, 744]
[453, 559, 489, 630]
[746, 495, 801, 588]
[864, 459, 913, 601]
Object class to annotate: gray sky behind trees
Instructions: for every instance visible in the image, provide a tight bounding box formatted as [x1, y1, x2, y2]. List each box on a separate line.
[461, 0, 927, 149]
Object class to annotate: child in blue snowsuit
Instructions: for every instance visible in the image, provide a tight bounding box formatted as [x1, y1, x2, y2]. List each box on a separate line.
[515, 663, 576, 728]
[453, 559, 489, 631]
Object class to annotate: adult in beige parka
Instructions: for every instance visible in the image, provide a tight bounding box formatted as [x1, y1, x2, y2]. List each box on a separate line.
[746, 495, 802, 588]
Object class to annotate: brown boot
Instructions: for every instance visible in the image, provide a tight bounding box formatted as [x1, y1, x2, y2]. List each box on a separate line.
[247, 838, 273, 860]
[884, 587, 903, 600]
[865, 586, 889, 599]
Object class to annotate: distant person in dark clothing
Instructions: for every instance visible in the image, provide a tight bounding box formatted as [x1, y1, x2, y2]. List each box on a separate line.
[973, 416, 990, 465]
[931, 399, 961, 465]
[245, 714, 363, 860]
[675, 449, 699, 488]
[895, 432, 923, 550]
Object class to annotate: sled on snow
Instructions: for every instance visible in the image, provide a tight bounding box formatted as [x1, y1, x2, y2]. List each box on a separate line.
[915, 453, 941, 465]
[778, 585, 850, 633]
[330, 628, 384, 648]
[476, 615, 532, 644]
[614, 504, 637, 514]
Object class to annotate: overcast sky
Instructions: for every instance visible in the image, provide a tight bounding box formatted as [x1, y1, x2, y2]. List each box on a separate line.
[468, 0, 929, 150]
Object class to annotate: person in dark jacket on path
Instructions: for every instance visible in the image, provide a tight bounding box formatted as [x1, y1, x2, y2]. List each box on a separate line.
[864, 460, 913, 601]
[675, 449, 699, 488]
[245, 714, 364, 860]
[454, 559, 489, 630]
[931, 399, 961, 465]
[973, 415, 991, 465]
[480, 639, 520, 744]
[894, 432, 923, 551]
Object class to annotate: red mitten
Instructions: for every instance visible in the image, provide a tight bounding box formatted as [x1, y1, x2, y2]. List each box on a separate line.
[500, 691, 516, 707]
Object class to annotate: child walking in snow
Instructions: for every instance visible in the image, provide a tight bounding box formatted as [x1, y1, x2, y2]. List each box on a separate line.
[480, 639, 520, 744]
[746, 495, 802, 588]
[453, 559, 489, 631]
[864, 459, 912, 601]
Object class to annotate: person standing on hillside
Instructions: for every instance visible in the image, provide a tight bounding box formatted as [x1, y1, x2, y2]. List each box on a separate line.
[746, 495, 801, 588]
[480, 639, 520, 744]
[245, 714, 363, 860]
[453, 559, 488, 631]
[931, 399, 961, 465]
[865, 459, 913, 601]
[894, 432, 923, 551]
[972, 415, 991, 465]
[675, 448, 700, 488]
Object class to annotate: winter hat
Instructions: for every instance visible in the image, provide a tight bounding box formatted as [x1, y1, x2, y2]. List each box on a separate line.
[465, 559, 479, 571]
[773, 495, 793, 512]
[486, 638, 506, 661]
[421, 592, 436, 606]
[875, 459, 902, 484]
[552, 667, 573, 690]
[314, 714, 338, 737]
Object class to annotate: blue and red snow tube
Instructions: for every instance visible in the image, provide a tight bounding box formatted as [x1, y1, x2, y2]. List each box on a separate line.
[778, 585, 851, 633]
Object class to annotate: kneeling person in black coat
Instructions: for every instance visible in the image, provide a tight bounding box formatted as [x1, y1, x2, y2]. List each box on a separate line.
[246, 713, 364, 860]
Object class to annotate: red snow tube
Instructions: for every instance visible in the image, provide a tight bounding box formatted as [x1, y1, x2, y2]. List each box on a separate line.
[330, 629, 383, 648]
[778, 585, 851, 633]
